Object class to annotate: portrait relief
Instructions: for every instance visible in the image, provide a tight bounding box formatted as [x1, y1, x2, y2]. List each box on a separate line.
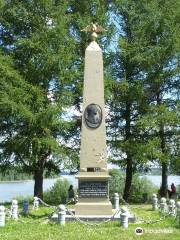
[84, 103, 102, 129]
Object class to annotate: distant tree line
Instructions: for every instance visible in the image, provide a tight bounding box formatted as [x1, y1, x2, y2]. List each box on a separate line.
[0, 0, 179, 200]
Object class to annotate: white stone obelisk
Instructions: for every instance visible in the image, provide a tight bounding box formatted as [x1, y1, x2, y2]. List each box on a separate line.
[80, 41, 107, 171]
[75, 23, 112, 216]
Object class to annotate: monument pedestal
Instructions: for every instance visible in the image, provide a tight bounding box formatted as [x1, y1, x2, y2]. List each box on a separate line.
[75, 172, 112, 215]
[75, 201, 112, 216]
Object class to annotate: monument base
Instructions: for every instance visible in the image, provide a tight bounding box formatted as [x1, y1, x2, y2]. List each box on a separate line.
[75, 172, 112, 216]
[51, 209, 136, 222]
[75, 199, 112, 215]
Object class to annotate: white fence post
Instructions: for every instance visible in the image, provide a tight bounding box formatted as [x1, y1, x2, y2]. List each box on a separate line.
[168, 199, 176, 216]
[11, 200, 18, 220]
[114, 193, 119, 210]
[58, 205, 66, 225]
[33, 197, 39, 210]
[152, 193, 158, 211]
[120, 206, 128, 228]
[160, 197, 167, 213]
[23, 200, 29, 215]
[0, 206, 5, 227]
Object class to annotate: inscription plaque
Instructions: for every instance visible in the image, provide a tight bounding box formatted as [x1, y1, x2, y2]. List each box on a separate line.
[79, 181, 108, 198]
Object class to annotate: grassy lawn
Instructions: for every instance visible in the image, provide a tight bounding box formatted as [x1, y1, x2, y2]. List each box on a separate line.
[0, 204, 179, 240]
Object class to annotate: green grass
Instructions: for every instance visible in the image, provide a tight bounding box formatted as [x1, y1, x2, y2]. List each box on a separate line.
[0, 205, 179, 240]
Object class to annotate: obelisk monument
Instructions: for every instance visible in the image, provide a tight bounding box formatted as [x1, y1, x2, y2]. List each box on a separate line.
[75, 23, 112, 215]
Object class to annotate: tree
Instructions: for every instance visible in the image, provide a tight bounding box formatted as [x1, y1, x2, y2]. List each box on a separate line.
[107, 0, 152, 201]
[0, 51, 45, 175]
[0, 0, 77, 198]
[134, 0, 180, 197]
[107, 0, 179, 200]
[0, 0, 111, 198]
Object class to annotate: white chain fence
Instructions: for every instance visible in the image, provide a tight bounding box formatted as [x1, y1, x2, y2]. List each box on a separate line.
[1, 195, 179, 227]
[37, 196, 179, 226]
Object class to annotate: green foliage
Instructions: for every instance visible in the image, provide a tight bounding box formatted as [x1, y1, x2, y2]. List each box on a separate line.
[0, 167, 59, 181]
[177, 185, 180, 194]
[109, 169, 125, 199]
[130, 175, 158, 203]
[107, 0, 180, 199]
[0, 0, 78, 197]
[0, 170, 32, 181]
[0, 0, 111, 197]
[109, 169, 158, 203]
[13, 195, 33, 205]
[43, 178, 70, 205]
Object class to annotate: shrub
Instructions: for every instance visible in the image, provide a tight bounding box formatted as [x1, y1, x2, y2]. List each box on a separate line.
[43, 178, 70, 205]
[109, 169, 158, 203]
[129, 174, 158, 203]
[109, 169, 125, 200]
[15, 195, 33, 204]
[177, 185, 180, 199]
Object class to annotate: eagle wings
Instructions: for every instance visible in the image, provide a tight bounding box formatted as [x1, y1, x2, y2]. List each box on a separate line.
[81, 23, 107, 33]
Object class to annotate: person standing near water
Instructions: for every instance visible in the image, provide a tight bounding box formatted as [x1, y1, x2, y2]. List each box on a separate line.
[168, 183, 176, 198]
[68, 185, 75, 203]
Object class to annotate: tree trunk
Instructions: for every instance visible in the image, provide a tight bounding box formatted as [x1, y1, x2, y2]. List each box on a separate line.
[33, 151, 50, 199]
[159, 124, 168, 197]
[157, 91, 168, 198]
[34, 167, 44, 199]
[123, 157, 133, 201]
[123, 102, 132, 201]
[161, 161, 168, 197]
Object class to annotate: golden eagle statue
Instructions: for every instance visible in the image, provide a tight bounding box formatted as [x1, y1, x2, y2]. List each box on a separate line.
[81, 23, 107, 41]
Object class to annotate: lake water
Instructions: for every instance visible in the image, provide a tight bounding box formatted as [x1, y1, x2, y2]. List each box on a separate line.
[0, 175, 78, 203]
[0, 175, 179, 203]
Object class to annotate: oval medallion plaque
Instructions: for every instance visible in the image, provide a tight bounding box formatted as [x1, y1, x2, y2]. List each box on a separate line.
[84, 103, 102, 129]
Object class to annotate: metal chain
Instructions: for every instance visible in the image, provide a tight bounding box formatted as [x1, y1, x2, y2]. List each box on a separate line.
[65, 207, 121, 226]
[4, 196, 177, 226]
[37, 197, 177, 226]
[119, 195, 179, 225]
[37, 198, 56, 208]
[34, 198, 121, 226]
[37, 197, 75, 208]
[136, 214, 166, 224]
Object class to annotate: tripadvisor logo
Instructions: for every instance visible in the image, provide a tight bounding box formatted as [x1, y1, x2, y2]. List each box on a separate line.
[135, 227, 173, 235]
[135, 227, 144, 235]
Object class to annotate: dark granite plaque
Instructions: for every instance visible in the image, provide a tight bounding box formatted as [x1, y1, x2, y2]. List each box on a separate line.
[79, 181, 108, 198]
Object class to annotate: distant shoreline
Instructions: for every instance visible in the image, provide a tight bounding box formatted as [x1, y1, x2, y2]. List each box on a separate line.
[0, 174, 179, 184]
[0, 177, 60, 184]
